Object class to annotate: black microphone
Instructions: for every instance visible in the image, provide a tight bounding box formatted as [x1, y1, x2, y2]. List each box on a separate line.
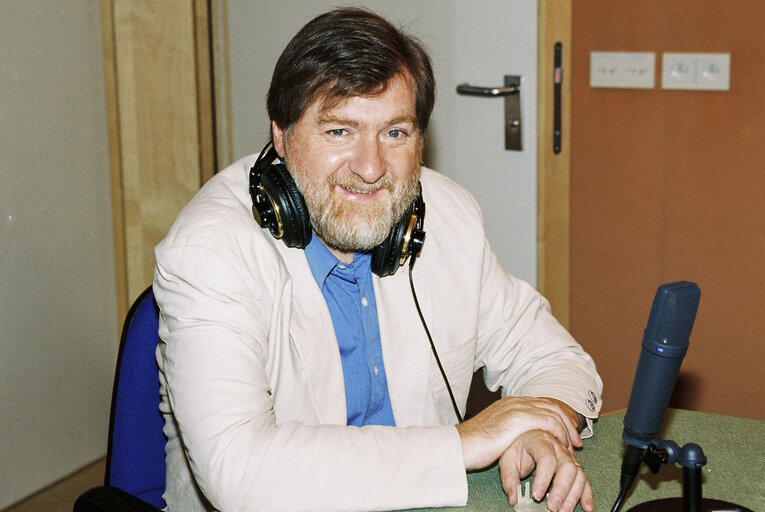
[611, 281, 701, 512]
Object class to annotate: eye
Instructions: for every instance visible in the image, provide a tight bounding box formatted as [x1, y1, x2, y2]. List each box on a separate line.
[387, 129, 406, 138]
[328, 128, 347, 137]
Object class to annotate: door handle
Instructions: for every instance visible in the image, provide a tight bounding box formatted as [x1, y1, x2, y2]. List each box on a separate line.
[456, 75, 522, 150]
[554, 42, 562, 154]
[455, 83, 519, 97]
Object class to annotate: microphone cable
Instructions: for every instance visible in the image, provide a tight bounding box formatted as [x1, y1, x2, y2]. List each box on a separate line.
[610, 488, 629, 512]
[408, 258, 464, 423]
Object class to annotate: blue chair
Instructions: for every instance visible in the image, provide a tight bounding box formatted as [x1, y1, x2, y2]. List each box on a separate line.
[74, 286, 166, 511]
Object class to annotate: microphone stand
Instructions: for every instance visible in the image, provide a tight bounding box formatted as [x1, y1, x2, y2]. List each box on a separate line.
[625, 439, 753, 512]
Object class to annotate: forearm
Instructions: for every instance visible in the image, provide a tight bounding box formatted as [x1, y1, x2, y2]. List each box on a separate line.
[474, 244, 603, 426]
[183, 419, 467, 511]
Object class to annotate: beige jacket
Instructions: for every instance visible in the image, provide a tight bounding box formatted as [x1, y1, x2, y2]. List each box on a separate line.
[154, 154, 603, 512]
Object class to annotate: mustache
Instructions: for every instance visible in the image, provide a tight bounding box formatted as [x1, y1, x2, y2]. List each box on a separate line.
[327, 173, 396, 194]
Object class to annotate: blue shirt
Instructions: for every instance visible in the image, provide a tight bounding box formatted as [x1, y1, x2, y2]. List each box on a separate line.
[304, 236, 396, 427]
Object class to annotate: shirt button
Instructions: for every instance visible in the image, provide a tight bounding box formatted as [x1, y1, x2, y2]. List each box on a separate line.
[374, 366, 379, 376]
[589, 391, 598, 403]
[586, 399, 596, 412]
[361, 297, 369, 307]
[337, 264, 347, 270]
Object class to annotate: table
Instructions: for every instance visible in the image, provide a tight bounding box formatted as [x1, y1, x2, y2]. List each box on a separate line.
[402, 409, 765, 511]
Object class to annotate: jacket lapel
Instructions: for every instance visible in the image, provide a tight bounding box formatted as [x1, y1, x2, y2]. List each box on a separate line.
[375, 269, 434, 426]
[276, 243, 348, 425]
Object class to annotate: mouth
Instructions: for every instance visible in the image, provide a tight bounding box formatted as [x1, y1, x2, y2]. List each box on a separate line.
[336, 184, 386, 199]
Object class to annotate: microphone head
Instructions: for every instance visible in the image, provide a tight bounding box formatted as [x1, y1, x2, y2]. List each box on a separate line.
[643, 281, 701, 353]
[623, 281, 701, 448]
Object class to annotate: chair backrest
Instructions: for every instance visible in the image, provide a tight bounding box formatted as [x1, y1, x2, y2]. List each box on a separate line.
[105, 286, 166, 509]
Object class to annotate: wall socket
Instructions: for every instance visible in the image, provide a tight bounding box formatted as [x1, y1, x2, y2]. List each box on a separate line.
[590, 52, 656, 89]
[662, 53, 730, 91]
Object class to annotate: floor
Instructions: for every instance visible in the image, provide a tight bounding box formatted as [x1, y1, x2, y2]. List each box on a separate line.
[2, 458, 105, 512]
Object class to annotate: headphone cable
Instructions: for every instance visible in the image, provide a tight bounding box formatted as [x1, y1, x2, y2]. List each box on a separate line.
[408, 259, 464, 424]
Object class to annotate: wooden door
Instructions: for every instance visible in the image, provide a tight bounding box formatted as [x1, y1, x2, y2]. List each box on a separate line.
[569, 1, 765, 419]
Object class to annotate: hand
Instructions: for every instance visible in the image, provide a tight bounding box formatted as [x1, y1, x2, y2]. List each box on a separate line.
[456, 397, 582, 470]
[499, 430, 594, 512]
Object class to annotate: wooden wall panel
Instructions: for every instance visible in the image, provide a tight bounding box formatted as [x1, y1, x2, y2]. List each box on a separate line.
[103, 0, 215, 312]
[570, 2, 765, 419]
[537, 0, 572, 328]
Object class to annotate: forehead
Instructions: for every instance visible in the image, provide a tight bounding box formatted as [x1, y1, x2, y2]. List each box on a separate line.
[308, 73, 417, 125]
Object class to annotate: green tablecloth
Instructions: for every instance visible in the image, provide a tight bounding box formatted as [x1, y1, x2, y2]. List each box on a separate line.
[403, 409, 765, 511]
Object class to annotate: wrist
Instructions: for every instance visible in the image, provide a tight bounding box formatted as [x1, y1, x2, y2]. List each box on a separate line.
[546, 398, 584, 431]
[456, 422, 490, 471]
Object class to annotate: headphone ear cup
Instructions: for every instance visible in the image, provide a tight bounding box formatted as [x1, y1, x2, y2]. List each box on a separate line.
[371, 187, 425, 277]
[371, 216, 407, 277]
[259, 163, 312, 249]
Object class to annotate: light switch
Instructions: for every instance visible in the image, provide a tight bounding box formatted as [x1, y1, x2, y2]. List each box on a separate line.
[662, 53, 730, 91]
[590, 52, 655, 89]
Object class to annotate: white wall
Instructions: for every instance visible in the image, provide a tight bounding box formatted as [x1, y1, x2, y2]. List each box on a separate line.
[0, 1, 118, 507]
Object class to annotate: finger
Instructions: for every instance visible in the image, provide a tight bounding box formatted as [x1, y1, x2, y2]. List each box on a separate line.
[579, 473, 595, 512]
[544, 458, 579, 511]
[532, 411, 574, 451]
[545, 406, 582, 449]
[533, 398, 584, 448]
[498, 450, 523, 505]
[560, 467, 592, 512]
[529, 449, 557, 502]
[546, 398, 583, 452]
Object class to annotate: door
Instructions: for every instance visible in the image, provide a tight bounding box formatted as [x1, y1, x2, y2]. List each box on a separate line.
[568, 1, 765, 419]
[217, 0, 541, 285]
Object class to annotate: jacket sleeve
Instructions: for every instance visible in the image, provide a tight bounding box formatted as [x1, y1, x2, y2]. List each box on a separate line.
[154, 243, 467, 512]
[472, 239, 604, 434]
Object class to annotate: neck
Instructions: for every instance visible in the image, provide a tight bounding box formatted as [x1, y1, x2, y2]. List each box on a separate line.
[331, 248, 355, 265]
[317, 235, 355, 264]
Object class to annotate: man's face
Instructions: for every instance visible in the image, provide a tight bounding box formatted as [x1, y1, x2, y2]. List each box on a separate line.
[272, 72, 422, 254]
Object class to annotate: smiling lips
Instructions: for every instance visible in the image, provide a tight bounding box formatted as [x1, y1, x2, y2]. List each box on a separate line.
[334, 178, 391, 200]
[339, 184, 381, 195]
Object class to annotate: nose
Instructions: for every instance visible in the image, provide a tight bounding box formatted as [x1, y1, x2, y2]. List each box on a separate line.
[349, 136, 386, 183]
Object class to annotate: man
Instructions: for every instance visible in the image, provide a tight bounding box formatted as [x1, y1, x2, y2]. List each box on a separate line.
[154, 8, 602, 512]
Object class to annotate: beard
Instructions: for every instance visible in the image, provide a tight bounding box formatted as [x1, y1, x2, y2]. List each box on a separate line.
[285, 146, 422, 253]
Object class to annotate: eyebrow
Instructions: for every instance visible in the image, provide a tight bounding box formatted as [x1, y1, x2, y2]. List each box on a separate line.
[317, 114, 417, 128]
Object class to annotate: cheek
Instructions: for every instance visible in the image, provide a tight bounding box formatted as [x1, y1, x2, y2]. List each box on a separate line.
[387, 147, 420, 179]
[304, 148, 349, 182]
[323, 149, 349, 168]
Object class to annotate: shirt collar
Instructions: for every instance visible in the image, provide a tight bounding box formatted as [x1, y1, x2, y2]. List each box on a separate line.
[304, 235, 337, 288]
[304, 235, 372, 288]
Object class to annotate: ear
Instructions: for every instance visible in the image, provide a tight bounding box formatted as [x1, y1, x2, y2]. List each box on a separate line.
[272, 120, 286, 158]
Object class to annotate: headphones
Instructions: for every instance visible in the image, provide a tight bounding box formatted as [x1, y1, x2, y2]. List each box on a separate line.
[249, 142, 426, 277]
